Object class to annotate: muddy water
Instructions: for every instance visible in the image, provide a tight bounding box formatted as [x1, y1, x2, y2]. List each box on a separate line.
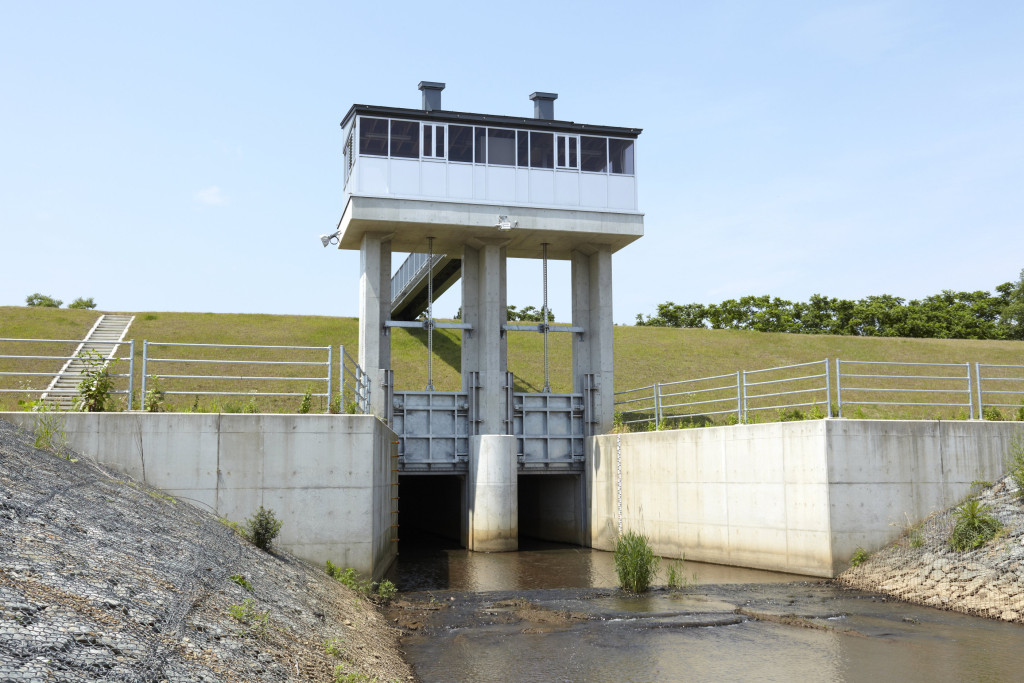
[387, 538, 1024, 682]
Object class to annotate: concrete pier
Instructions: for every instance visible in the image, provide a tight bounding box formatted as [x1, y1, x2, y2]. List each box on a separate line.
[467, 435, 518, 551]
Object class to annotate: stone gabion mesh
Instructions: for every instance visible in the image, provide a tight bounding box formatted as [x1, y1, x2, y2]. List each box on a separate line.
[0, 418, 352, 682]
[839, 472, 1024, 623]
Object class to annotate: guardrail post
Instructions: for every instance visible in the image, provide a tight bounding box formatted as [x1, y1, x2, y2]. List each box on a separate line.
[141, 340, 148, 404]
[835, 359, 843, 418]
[339, 344, 346, 412]
[975, 362, 983, 420]
[653, 382, 661, 429]
[735, 371, 742, 423]
[965, 362, 973, 420]
[824, 358, 832, 417]
[127, 340, 135, 411]
[326, 345, 333, 414]
[741, 370, 748, 424]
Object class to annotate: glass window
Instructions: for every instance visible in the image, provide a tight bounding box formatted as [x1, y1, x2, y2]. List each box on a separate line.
[609, 138, 635, 174]
[517, 131, 529, 167]
[475, 127, 486, 163]
[448, 125, 473, 162]
[580, 136, 607, 172]
[436, 126, 444, 157]
[529, 132, 554, 169]
[359, 117, 388, 156]
[487, 129, 516, 166]
[557, 135, 578, 169]
[422, 124, 446, 159]
[390, 120, 419, 158]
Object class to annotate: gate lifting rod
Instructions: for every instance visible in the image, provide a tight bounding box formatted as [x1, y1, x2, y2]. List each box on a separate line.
[425, 236, 435, 391]
[542, 242, 551, 393]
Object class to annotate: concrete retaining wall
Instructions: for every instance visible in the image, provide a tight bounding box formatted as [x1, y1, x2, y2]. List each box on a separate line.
[589, 420, 1021, 577]
[1, 412, 398, 579]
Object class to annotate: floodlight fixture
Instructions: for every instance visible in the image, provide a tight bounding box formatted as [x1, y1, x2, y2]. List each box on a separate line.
[320, 230, 341, 247]
[496, 215, 516, 231]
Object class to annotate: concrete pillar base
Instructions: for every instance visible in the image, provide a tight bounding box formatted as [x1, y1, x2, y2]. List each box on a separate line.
[467, 435, 518, 552]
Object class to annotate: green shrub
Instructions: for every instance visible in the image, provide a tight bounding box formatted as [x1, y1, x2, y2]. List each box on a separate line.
[1007, 433, 1024, 501]
[324, 637, 344, 657]
[613, 530, 659, 593]
[228, 598, 269, 637]
[76, 350, 115, 412]
[949, 499, 1002, 551]
[666, 557, 695, 591]
[298, 386, 313, 414]
[144, 376, 166, 412]
[68, 296, 96, 310]
[983, 406, 1004, 421]
[376, 579, 397, 603]
[244, 506, 283, 551]
[25, 292, 62, 307]
[230, 574, 253, 591]
[849, 547, 869, 567]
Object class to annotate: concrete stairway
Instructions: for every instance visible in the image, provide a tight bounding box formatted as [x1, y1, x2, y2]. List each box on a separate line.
[41, 314, 135, 410]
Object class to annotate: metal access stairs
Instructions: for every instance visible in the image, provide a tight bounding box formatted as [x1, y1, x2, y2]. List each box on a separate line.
[391, 252, 462, 321]
[41, 314, 135, 410]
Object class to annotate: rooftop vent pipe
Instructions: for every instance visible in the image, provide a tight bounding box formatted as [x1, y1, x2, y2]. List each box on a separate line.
[418, 81, 445, 111]
[529, 92, 558, 120]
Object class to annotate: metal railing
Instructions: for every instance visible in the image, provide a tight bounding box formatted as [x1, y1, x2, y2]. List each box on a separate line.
[141, 341, 333, 412]
[339, 345, 370, 414]
[0, 338, 134, 408]
[835, 359, 973, 418]
[975, 363, 1024, 419]
[616, 359, 832, 429]
[391, 251, 446, 301]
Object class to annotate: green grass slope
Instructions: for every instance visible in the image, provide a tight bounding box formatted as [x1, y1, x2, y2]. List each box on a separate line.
[2, 306, 1022, 415]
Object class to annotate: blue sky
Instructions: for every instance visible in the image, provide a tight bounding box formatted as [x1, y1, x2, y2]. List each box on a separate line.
[2, 1, 1022, 324]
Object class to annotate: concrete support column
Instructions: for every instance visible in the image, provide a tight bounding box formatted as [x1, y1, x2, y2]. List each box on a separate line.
[358, 233, 392, 417]
[467, 434, 518, 551]
[572, 247, 614, 433]
[461, 241, 508, 434]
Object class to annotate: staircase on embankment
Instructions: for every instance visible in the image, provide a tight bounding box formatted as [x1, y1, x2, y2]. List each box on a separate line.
[41, 314, 135, 410]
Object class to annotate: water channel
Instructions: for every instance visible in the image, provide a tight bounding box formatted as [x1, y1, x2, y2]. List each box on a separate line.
[385, 536, 1024, 682]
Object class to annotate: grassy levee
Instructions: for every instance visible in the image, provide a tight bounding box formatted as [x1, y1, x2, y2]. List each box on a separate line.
[1, 305, 1022, 418]
[0, 307, 103, 407]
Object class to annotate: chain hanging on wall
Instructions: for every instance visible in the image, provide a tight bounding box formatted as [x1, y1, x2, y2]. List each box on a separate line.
[425, 236, 435, 391]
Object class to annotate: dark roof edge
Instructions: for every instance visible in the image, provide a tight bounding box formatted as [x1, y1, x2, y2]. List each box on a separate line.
[339, 104, 642, 137]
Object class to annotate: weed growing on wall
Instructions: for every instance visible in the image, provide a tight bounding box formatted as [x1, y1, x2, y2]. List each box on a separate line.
[614, 530, 659, 593]
[244, 506, 283, 551]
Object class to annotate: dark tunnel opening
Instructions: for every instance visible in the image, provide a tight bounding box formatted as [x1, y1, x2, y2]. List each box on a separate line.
[396, 474, 464, 552]
[518, 473, 585, 546]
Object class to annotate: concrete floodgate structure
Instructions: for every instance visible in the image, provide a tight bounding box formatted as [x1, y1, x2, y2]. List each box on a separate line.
[1, 412, 398, 579]
[590, 419, 1020, 577]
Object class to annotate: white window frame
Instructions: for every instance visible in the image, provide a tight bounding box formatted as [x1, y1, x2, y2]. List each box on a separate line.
[422, 122, 447, 160]
[556, 134, 579, 170]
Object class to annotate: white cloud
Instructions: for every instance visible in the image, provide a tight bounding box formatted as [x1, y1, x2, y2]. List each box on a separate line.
[194, 185, 228, 206]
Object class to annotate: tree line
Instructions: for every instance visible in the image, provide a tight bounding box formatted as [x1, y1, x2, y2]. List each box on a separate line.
[635, 270, 1024, 341]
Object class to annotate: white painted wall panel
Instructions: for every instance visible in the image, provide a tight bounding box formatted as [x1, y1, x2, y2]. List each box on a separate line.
[580, 174, 607, 209]
[421, 161, 446, 198]
[608, 176, 635, 210]
[358, 157, 388, 195]
[486, 166, 516, 203]
[390, 159, 420, 196]
[473, 166, 487, 200]
[555, 171, 580, 207]
[529, 169, 554, 206]
[448, 164, 473, 199]
[515, 169, 530, 204]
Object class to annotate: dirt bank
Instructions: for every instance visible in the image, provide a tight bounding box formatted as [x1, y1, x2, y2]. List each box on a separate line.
[0, 418, 413, 681]
[838, 471, 1024, 622]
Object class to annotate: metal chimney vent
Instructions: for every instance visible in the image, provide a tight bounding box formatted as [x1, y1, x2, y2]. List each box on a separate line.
[529, 92, 558, 120]
[418, 81, 445, 111]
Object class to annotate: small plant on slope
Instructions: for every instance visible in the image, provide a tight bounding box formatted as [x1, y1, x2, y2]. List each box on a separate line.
[949, 499, 1002, 551]
[244, 506, 283, 551]
[1006, 433, 1024, 501]
[228, 598, 269, 637]
[75, 350, 115, 412]
[614, 529, 659, 594]
[849, 547, 869, 567]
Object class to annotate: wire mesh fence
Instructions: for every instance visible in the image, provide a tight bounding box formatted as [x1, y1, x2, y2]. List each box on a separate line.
[0, 339, 134, 410]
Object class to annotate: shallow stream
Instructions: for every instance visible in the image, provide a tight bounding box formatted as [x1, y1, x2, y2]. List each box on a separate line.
[386, 537, 1024, 682]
